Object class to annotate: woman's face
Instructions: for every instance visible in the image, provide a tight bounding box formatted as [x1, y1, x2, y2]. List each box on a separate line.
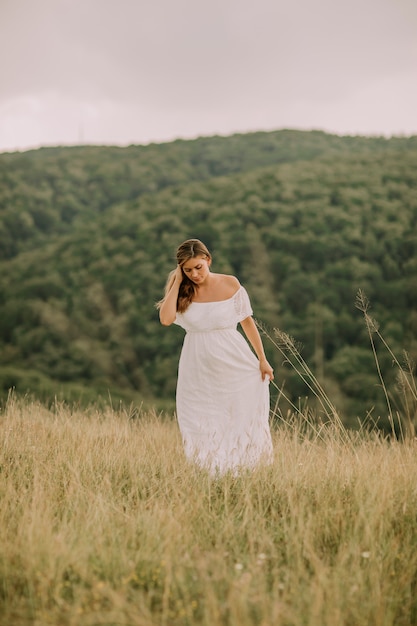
[181, 255, 211, 285]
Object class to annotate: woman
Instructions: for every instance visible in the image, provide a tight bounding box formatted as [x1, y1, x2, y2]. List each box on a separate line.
[158, 239, 274, 474]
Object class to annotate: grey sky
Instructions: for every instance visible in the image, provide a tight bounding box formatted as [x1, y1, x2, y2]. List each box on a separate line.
[1, 0, 416, 152]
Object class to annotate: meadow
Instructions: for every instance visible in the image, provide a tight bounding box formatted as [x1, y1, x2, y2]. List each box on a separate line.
[1, 394, 417, 626]
[2, 131, 416, 625]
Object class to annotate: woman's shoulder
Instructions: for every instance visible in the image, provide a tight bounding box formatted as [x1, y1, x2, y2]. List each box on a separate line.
[192, 274, 241, 303]
[215, 274, 241, 297]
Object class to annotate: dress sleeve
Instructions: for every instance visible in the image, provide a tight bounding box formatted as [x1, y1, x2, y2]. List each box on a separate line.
[234, 286, 253, 322]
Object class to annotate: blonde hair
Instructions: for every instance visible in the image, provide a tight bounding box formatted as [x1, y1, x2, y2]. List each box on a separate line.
[157, 239, 212, 313]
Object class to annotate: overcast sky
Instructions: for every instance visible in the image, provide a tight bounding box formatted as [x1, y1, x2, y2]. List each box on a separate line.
[1, 0, 416, 153]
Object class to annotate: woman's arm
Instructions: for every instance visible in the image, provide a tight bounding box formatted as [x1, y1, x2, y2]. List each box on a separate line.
[240, 317, 274, 381]
[159, 266, 183, 326]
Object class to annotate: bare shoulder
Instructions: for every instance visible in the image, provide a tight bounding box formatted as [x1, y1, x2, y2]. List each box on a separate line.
[214, 273, 240, 298]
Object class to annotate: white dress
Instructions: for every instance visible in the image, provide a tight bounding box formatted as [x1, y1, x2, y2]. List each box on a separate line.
[174, 285, 273, 474]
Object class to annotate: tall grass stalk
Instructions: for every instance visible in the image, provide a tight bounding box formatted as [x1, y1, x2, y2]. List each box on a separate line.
[2, 397, 417, 626]
[356, 289, 417, 438]
[256, 321, 348, 439]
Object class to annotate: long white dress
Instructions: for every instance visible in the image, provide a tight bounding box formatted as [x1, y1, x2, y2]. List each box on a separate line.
[174, 285, 273, 474]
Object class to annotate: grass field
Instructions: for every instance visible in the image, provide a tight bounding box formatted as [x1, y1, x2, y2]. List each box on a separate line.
[1, 396, 417, 626]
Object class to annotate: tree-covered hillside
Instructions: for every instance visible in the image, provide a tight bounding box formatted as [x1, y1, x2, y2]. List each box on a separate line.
[1, 129, 414, 259]
[0, 130, 416, 427]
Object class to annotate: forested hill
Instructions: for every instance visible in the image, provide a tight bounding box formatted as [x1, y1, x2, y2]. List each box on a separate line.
[1, 129, 415, 259]
[1, 129, 416, 428]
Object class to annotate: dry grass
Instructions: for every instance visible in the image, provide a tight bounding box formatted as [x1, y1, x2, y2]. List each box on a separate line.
[1, 396, 417, 626]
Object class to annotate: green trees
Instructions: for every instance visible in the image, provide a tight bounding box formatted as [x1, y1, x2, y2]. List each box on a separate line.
[0, 130, 416, 427]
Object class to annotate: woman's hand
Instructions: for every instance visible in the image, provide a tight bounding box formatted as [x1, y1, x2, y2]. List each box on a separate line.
[259, 358, 274, 381]
[239, 317, 274, 382]
[174, 265, 184, 284]
[159, 265, 184, 326]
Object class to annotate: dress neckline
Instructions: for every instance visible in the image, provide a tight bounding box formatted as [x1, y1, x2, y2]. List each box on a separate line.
[191, 285, 242, 304]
